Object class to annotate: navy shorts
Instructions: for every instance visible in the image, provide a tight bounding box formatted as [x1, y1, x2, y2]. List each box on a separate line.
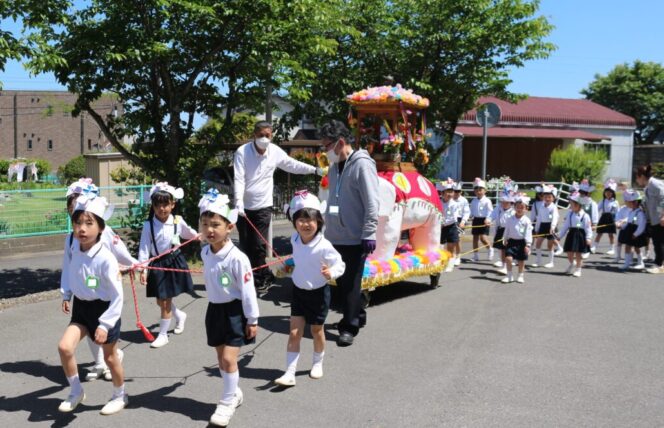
[205, 300, 255, 347]
[70, 297, 121, 344]
[493, 227, 506, 250]
[291, 285, 331, 325]
[440, 223, 460, 244]
[537, 222, 556, 240]
[472, 217, 490, 236]
[505, 239, 529, 261]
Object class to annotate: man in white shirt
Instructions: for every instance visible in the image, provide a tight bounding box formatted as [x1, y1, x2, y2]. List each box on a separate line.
[234, 121, 320, 292]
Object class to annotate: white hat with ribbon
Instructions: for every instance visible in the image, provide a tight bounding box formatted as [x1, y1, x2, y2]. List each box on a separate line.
[473, 177, 486, 189]
[541, 184, 558, 197]
[436, 177, 456, 191]
[623, 188, 642, 202]
[604, 178, 617, 192]
[148, 182, 184, 200]
[66, 178, 98, 197]
[568, 191, 589, 205]
[284, 190, 326, 217]
[198, 188, 238, 224]
[73, 192, 114, 221]
[513, 192, 531, 205]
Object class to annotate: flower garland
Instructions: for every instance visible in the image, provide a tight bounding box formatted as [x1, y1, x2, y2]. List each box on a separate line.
[275, 245, 452, 290]
[347, 84, 430, 108]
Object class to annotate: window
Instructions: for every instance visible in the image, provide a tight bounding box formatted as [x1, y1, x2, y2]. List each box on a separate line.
[88, 139, 92, 150]
[27, 139, 33, 150]
[584, 142, 611, 161]
[48, 139, 53, 151]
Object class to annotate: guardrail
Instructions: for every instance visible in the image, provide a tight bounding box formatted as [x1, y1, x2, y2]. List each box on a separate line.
[456, 181, 576, 209]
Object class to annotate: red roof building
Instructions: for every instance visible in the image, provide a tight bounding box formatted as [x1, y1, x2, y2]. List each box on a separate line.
[454, 96, 636, 181]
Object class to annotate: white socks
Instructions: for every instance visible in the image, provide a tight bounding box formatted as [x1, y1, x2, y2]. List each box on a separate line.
[286, 351, 300, 375]
[313, 351, 324, 367]
[623, 253, 633, 269]
[171, 303, 185, 323]
[221, 370, 239, 405]
[67, 374, 83, 396]
[112, 384, 126, 399]
[87, 338, 105, 368]
[536, 250, 542, 265]
[548, 251, 555, 264]
[158, 318, 171, 337]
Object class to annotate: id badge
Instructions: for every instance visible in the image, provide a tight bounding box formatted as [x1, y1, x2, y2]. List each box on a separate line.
[548, 213, 553, 220]
[329, 205, 339, 215]
[171, 234, 181, 245]
[576, 222, 582, 228]
[86, 275, 99, 289]
[218, 272, 232, 288]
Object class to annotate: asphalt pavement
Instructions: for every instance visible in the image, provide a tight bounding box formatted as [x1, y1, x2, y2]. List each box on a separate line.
[2, 234, 664, 427]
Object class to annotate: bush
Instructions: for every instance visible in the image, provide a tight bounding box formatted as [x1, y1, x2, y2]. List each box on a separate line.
[545, 145, 607, 184]
[651, 162, 664, 178]
[57, 155, 86, 185]
[119, 200, 151, 255]
[29, 159, 52, 179]
[0, 160, 9, 183]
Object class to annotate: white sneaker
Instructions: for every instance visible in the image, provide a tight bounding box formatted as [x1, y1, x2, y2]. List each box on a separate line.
[58, 392, 85, 412]
[100, 394, 128, 415]
[632, 262, 645, 270]
[85, 365, 106, 381]
[565, 265, 574, 275]
[646, 266, 664, 274]
[543, 262, 555, 269]
[150, 334, 169, 348]
[500, 276, 513, 284]
[472, 253, 479, 262]
[492, 260, 504, 268]
[530, 262, 539, 268]
[454, 257, 461, 266]
[554, 247, 564, 256]
[572, 269, 582, 277]
[488, 249, 494, 261]
[444, 262, 454, 273]
[581, 252, 590, 259]
[103, 349, 124, 381]
[174, 312, 187, 335]
[606, 249, 615, 256]
[590, 246, 596, 254]
[310, 364, 324, 379]
[497, 266, 507, 275]
[516, 274, 525, 284]
[274, 372, 296, 387]
[210, 388, 243, 427]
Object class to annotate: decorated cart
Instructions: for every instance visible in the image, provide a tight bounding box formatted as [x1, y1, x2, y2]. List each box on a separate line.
[280, 85, 451, 305]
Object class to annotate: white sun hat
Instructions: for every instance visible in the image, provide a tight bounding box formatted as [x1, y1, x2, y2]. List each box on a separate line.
[66, 178, 98, 197]
[148, 181, 185, 200]
[198, 188, 238, 224]
[73, 192, 114, 221]
[284, 190, 326, 217]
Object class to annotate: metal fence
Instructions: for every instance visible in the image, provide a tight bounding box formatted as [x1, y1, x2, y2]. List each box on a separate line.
[457, 181, 575, 209]
[0, 181, 322, 239]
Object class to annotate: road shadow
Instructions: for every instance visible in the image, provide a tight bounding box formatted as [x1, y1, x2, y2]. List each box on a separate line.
[0, 268, 60, 299]
[0, 359, 80, 426]
[130, 381, 210, 423]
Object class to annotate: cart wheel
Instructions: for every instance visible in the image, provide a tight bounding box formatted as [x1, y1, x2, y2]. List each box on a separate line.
[361, 290, 371, 308]
[429, 274, 440, 289]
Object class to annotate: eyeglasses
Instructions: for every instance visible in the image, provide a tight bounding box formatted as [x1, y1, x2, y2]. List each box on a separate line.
[322, 139, 338, 150]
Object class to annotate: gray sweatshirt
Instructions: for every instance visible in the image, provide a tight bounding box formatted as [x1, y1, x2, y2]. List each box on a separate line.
[324, 150, 379, 245]
[644, 176, 664, 226]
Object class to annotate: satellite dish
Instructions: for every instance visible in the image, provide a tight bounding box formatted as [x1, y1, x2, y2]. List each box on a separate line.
[475, 102, 501, 128]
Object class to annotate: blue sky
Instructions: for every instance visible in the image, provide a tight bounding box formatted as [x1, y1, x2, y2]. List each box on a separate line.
[1, 0, 663, 99]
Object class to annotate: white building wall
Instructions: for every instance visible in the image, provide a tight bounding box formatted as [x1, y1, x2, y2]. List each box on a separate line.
[577, 127, 634, 183]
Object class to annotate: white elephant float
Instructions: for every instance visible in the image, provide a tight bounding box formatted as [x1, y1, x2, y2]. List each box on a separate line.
[319, 168, 451, 290]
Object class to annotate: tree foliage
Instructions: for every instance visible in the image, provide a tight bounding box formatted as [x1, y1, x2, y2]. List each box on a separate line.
[278, 0, 555, 175]
[22, 0, 341, 223]
[57, 155, 86, 185]
[582, 61, 664, 145]
[544, 145, 607, 184]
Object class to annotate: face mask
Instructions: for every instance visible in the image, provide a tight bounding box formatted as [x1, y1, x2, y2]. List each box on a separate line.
[326, 141, 339, 164]
[255, 137, 270, 150]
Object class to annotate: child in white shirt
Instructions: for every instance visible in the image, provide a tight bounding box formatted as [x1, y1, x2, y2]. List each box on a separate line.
[559, 192, 593, 277]
[617, 189, 648, 270]
[501, 193, 533, 284]
[199, 189, 259, 427]
[469, 177, 494, 262]
[275, 191, 345, 386]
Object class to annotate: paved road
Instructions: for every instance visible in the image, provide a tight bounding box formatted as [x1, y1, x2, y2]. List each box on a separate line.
[2, 236, 664, 427]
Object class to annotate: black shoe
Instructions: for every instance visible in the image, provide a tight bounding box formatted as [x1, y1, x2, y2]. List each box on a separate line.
[337, 332, 354, 347]
[256, 282, 270, 294]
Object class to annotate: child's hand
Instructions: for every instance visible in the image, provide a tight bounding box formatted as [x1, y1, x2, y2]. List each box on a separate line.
[525, 245, 531, 256]
[586, 239, 592, 247]
[94, 327, 107, 345]
[484, 219, 491, 225]
[321, 264, 332, 280]
[140, 270, 148, 285]
[245, 324, 257, 340]
[460, 222, 466, 228]
[62, 300, 71, 315]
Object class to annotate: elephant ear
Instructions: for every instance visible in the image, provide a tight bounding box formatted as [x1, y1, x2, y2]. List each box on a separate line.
[377, 177, 397, 217]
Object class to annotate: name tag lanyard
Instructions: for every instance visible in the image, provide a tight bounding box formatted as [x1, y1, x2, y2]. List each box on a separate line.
[334, 151, 355, 202]
[84, 245, 103, 288]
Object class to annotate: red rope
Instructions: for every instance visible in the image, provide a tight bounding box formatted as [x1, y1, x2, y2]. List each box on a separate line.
[241, 214, 290, 267]
[128, 271, 155, 342]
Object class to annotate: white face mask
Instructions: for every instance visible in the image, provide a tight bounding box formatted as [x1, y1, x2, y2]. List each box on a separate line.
[255, 137, 270, 150]
[326, 141, 340, 164]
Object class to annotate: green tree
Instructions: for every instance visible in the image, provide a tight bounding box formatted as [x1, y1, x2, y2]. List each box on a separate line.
[544, 145, 607, 184]
[57, 155, 86, 185]
[582, 61, 664, 145]
[278, 0, 555, 175]
[22, 0, 340, 223]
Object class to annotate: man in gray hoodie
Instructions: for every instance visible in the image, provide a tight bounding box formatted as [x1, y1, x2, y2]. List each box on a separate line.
[320, 120, 380, 346]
